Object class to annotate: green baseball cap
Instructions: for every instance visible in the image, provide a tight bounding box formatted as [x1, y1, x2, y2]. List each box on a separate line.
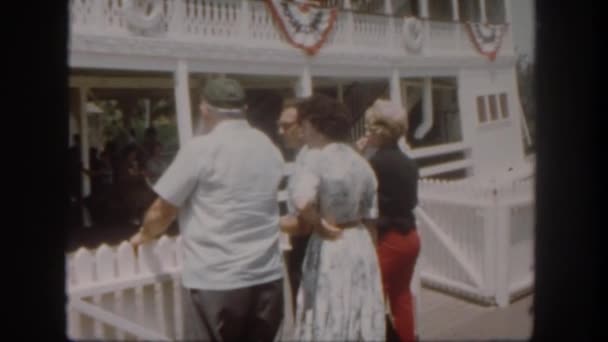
[202, 78, 246, 109]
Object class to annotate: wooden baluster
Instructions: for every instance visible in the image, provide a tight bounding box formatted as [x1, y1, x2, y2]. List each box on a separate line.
[154, 236, 175, 337]
[137, 241, 161, 336]
[72, 248, 95, 338]
[116, 241, 137, 340]
[94, 244, 116, 339]
[239, 0, 251, 42]
[173, 236, 184, 340]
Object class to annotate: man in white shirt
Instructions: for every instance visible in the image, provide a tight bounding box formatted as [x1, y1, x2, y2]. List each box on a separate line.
[130, 78, 286, 342]
[276, 98, 311, 315]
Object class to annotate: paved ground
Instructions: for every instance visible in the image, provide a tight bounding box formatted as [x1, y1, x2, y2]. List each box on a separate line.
[417, 287, 533, 340]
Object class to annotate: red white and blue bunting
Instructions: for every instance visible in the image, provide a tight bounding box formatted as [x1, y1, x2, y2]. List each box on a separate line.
[122, 0, 164, 33]
[265, 0, 338, 56]
[402, 16, 424, 53]
[465, 22, 509, 61]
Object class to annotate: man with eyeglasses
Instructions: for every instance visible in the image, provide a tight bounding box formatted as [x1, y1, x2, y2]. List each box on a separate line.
[276, 98, 312, 318]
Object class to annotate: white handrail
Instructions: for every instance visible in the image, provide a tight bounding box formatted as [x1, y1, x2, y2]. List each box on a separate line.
[68, 271, 178, 298]
[69, 297, 172, 341]
[408, 142, 470, 159]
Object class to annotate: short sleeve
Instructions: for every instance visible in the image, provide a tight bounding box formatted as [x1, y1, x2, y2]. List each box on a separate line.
[289, 149, 322, 212]
[153, 140, 207, 207]
[360, 167, 379, 219]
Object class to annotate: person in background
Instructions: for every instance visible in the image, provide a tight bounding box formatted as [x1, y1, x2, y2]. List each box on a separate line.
[358, 99, 421, 342]
[276, 97, 311, 316]
[284, 94, 386, 341]
[116, 144, 147, 226]
[143, 142, 168, 185]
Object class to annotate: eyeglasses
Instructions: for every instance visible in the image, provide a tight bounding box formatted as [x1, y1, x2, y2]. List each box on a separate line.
[278, 121, 297, 131]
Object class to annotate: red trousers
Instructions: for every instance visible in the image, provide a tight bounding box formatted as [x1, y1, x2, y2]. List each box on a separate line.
[377, 228, 421, 342]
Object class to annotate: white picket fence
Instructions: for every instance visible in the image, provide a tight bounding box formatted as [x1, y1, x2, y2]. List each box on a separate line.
[66, 233, 304, 340]
[67, 236, 184, 340]
[415, 174, 535, 307]
[66, 234, 422, 340]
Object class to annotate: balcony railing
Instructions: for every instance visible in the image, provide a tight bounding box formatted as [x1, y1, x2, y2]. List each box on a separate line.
[70, 0, 513, 59]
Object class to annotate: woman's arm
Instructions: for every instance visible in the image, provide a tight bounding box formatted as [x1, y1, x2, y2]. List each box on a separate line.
[280, 214, 313, 236]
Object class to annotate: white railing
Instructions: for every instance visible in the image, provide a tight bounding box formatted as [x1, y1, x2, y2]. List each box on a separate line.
[427, 20, 460, 54]
[415, 177, 534, 307]
[248, 0, 286, 47]
[410, 142, 473, 178]
[67, 236, 183, 340]
[352, 12, 392, 50]
[69, 0, 514, 59]
[67, 233, 422, 340]
[67, 234, 300, 340]
[182, 0, 242, 42]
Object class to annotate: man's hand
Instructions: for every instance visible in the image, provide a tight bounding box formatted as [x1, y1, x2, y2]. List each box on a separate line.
[129, 229, 154, 249]
[128, 198, 178, 253]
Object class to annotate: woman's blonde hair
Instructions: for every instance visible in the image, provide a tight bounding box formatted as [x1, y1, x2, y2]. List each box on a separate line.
[364, 99, 408, 143]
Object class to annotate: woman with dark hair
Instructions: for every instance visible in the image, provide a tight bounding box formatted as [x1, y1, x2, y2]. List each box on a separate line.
[283, 94, 385, 341]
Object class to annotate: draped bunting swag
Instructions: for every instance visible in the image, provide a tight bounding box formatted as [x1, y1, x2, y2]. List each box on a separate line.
[265, 0, 338, 56]
[465, 22, 509, 61]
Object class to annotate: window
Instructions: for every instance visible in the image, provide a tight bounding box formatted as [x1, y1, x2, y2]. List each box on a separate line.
[393, 0, 419, 17]
[458, 0, 481, 22]
[477, 92, 511, 125]
[499, 93, 509, 118]
[486, 0, 506, 24]
[429, 0, 453, 21]
[476, 96, 487, 123]
[488, 94, 498, 120]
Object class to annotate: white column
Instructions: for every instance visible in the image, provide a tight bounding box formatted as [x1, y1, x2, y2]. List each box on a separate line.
[384, 0, 393, 15]
[344, 0, 354, 47]
[337, 82, 344, 103]
[414, 77, 433, 140]
[79, 87, 90, 198]
[420, 0, 430, 54]
[174, 60, 193, 146]
[239, 0, 251, 41]
[389, 69, 402, 105]
[452, 0, 460, 20]
[479, 0, 487, 22]
[295, 63, 313, 98]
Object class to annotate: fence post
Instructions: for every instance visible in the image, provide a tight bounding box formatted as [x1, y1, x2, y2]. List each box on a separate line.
[481, 189, 497, 299]
[494, 189, 511, 307]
